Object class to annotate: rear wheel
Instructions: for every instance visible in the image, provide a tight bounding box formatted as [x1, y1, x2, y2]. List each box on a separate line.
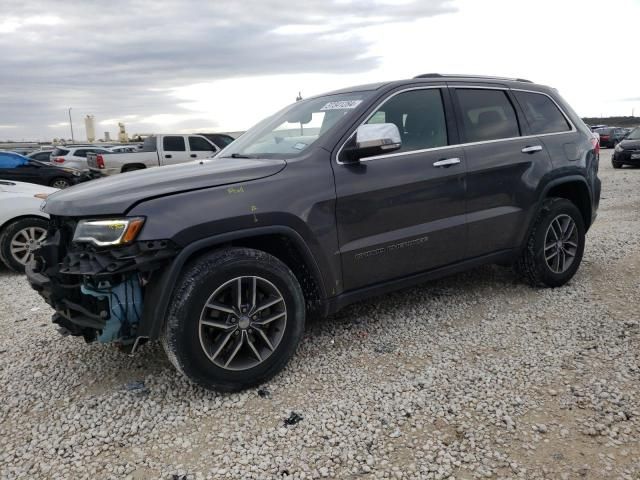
[49, 177, 71, 189]
[162, 247, 305, 391]
[517, 198, 585, 288]
[0, 217, 48, 272]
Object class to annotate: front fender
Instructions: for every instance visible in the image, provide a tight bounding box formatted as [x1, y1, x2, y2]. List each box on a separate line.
[137, 225, 327, 341]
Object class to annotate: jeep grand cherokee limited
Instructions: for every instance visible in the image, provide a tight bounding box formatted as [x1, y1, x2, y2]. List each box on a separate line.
[26, 74, 601, 391]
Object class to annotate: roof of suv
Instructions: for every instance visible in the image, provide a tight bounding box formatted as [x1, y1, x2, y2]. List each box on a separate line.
[322, 74, 547, 97]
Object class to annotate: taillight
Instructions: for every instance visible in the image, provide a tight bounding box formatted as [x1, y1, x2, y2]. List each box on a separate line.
[53, 157, 65, 163]
[96, 154, 104, 169]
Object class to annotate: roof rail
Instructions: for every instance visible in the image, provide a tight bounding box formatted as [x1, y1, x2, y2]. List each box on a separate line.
[414, 73, 533, 83]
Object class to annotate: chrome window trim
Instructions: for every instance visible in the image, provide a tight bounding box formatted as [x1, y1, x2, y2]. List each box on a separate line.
[336, 85, 576, 164]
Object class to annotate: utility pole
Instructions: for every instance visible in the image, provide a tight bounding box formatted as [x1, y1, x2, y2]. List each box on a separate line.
[68, 107, 75, 143]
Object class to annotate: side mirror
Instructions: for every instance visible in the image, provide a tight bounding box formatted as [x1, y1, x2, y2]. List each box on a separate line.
[341, 123, 402, 164]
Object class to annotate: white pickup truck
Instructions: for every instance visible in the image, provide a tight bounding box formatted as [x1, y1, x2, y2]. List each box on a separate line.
[87, 134, 233, 176]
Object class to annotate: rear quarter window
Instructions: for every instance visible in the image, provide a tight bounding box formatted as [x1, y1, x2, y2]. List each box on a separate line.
[52, 148, 69, 156]
[513, 91, 571, 134]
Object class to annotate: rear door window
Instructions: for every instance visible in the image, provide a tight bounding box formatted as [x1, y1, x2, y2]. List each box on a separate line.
[455, 89, 520, 142]
[32, 152, 52, 161]
[163, 136, 186, 151]
[188, 136, 216, 152]
[52, 148, 69, 156]
[513, 91, 571, 134]
[74, 149, 88, 157]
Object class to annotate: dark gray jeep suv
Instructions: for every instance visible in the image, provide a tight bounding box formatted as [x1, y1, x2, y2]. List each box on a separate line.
[27, 74, 601, 391]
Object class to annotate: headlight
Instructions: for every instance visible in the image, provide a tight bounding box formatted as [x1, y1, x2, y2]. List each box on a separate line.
[73, 217, 145, 246]
[615, 144, 624, 153]
[62, 168, 82, 176]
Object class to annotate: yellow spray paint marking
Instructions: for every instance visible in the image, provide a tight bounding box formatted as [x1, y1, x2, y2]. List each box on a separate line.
[250, 205, 258, 223]
[227, 186, 245, 194]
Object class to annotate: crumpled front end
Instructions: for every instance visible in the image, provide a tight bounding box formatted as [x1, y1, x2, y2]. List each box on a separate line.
[26, 215, 180, 349]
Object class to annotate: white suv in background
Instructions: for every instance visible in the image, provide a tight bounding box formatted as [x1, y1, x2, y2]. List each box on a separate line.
[51, 146, 113, 171]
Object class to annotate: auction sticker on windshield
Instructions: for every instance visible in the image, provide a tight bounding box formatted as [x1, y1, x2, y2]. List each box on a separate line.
[320, 100, 363, 110]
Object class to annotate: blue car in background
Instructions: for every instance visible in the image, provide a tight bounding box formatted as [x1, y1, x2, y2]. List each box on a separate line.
[0, 151, 89, 189]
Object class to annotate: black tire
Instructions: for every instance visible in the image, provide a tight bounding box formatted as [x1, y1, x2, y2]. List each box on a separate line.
[612, 159, 623, 169]
[0, 217, 49, 273]
[516, 198, 585, 288]
[49, 177, 71, 189]
[162, 247, 305, 391]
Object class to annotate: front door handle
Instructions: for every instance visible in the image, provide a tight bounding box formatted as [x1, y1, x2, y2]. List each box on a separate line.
[165, 154, 172, 159]
[433, 157, 461, 167]
[190, 154, 197, 158]
[521, 145, 543, 154]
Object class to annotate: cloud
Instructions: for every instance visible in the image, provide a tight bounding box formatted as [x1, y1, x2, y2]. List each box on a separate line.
[0, 0, 455, 140]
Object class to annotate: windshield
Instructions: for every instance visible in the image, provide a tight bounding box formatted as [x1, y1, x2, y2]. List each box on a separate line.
[626, 127, 640, 140]
[219, 91, 372, 158]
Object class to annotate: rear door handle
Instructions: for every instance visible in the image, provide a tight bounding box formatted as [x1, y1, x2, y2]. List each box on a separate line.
[521, 145, 543, 154]
[433, 157, 461, 167]
[190, 154, 197, 158]
[165, 154, 172, 159]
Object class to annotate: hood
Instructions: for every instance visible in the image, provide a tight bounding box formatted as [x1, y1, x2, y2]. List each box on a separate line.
[620, 139, 640, 150]
[0, 180, 57, 195]
[43, 157, 286, 216]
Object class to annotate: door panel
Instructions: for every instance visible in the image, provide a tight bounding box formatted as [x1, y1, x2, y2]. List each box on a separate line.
[463, 138, 551, 256]
[188, 136, 217, 160]
[161, 136, 190, 164]
[333, 87, 467, 291]
[335, 149, 467, 290]
[451, 87, 553, 256]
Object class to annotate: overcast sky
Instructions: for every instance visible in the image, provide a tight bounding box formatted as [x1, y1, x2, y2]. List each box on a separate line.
[1, 0, 639, 141]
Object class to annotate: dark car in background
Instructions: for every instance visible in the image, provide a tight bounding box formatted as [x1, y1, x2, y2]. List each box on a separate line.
[27, 150, 55, 162]
[0, 151, 89, 189]
[612, 127, 640, 168]
[595, 127, 628, 148]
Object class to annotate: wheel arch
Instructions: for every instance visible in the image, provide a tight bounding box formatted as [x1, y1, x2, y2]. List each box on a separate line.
[138, 225, 328, 341]
[519, 176, 592, 253]
[121, 163, 147, 172]
[544, 178, 592, 230]
[0, 214, 49, 233]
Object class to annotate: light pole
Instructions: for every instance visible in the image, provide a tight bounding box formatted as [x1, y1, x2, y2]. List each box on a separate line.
[68, 107, 75, 143]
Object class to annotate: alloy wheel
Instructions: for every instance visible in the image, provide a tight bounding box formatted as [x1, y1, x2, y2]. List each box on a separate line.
[51, 179, 71, 189]
[198, 276, 287, 371]
[10, 226, 47, 265]
[544, 214, 579, 274]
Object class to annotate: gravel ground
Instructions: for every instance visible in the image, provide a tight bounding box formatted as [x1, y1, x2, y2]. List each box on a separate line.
[1, 150, 639, 480]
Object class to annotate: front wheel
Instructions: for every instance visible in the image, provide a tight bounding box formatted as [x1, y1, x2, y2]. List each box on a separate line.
[162, 247, 305, 391]
[49, 177, 71, 189]
[516, 198, 585, 288]
[612, 159, 623, 169]
[0, 217, 49, 272]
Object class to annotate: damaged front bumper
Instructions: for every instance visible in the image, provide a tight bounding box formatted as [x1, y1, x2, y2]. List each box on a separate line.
[26, 217, 180, 350]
